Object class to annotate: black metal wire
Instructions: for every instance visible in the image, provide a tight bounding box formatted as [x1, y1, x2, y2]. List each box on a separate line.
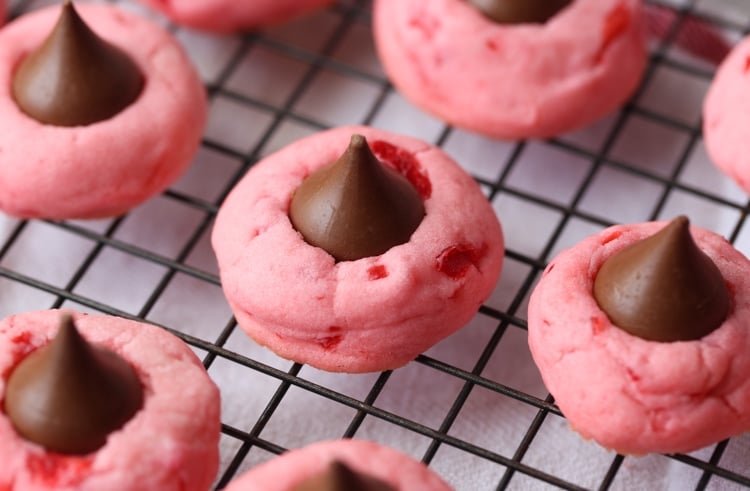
[2, 0, 749, 489]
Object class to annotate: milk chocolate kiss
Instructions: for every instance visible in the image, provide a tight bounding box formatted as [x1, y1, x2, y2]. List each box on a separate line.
[12, 1, 144, 126]
[3, 314, 143, 454]
[467, 0, 572, 24]
[291, 461, 396, 491]
[593, 216, 730, 342]
[289, 134, 425, 262]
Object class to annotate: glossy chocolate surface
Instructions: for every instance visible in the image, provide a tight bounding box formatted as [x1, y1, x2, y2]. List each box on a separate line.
[594, 216, 730, 342]
[467, 0, 572, 24]
[291, 460, 396, 491]
[12, 1, 144, 126]
[289, 134, 425, 262]
[3, 314, 143, 454]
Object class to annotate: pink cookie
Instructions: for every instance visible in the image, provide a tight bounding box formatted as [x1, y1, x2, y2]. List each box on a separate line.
[136, 0, 333, 32]
[528, 221, 750, 454]
[0, 3, 206, 219]
[373, 0, 647, 140]
[223, 439, 453, 490]
[0, 309, 221, 490]
[704, 34, 750, 194]
[212, 125, 504, 373]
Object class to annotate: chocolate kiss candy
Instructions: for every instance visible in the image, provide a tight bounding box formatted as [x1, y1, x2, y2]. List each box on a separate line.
[3, 314, 144, 454]
[593, 216, 730, 342]
[467, 0, 572, 24]
[12, 1, 144, 126]
[289, 134, 425, 262]
[291, 460, 396, 491]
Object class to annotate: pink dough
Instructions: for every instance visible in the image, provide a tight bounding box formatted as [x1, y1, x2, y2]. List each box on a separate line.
[528, 221, 750, 454]
[704, 35, 750, 194]
[136, 0, 333, 32]
[0, 309, 221, 490]
[223, 439, 453, 491]
[0, 3, 207, 219]
[212, 125, 504, 373]
[373, 0, 647, 140]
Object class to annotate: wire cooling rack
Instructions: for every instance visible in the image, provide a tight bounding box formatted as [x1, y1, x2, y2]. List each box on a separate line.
[4, 0, 750, 489]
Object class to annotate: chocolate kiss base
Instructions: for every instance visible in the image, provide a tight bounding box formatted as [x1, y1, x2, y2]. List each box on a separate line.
[467, 0, 572, 24]
[291, 460, 396, 491]
[593, 216, 730, 342]
[3, 315, 143, 454]
[12, 1, 144, 127]
[289, 134, 425, 262]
